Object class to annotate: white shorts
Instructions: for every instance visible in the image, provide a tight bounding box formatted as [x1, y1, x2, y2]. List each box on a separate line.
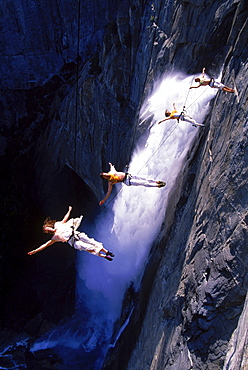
[123, 174, 159, 187]
[68, 231, 103, 255]
[209, 80, 225, 89]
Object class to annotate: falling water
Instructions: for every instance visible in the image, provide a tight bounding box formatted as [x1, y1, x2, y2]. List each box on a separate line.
[30, 72, 217, 368]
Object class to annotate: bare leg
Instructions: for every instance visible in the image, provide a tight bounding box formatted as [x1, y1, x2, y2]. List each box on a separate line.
[129, 176, 166, 187]
[223, 86, 234, 93]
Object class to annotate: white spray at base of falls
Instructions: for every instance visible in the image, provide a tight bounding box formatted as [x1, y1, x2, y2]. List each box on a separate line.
[30, 72, 217, 363]
[76, 72, 217, 343]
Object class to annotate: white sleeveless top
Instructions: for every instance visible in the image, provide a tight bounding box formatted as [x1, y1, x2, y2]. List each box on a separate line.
[52, 216, 83, 243]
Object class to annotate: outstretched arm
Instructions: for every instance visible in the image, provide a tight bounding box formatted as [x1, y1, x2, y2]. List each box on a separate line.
[190, 84, 200, 89]
[109, 162, 116, 173]
[173, 103, 176, 110]
[28, 239, 56, 255]
[202, 67, 205, 77]
[99, 182, 113, 205]
[158, 117, 171, 124]
[61, 206, 72, 223]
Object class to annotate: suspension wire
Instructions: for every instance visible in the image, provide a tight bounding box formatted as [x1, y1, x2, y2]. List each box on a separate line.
[101, 121, 179, 209]
[127, 110, 142, 170]
[99, 75, 207, 211]
[185, 86, 208, 111]
[74, 0, 81, 168]
[136, 120, 179, 175]
[181, 75, 195, 112]
[100, 114, 141, 211]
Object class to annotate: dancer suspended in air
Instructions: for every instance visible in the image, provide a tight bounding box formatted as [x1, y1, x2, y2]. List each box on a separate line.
[28, 206, 114, 261]
[158, 103, 204, 127]
[99, 163, 166, 205]
[190, 68, 234, 93]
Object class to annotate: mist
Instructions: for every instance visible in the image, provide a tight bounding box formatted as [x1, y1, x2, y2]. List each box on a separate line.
[75, 72, 216, 349]
[30, 72, 217, 368]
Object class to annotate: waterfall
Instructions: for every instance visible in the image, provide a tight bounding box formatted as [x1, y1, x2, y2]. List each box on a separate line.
[30, 72, 217, 368]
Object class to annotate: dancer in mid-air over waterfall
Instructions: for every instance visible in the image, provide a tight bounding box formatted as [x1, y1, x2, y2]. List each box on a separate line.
[190, 68, 234, 93]
[99, 163, 166, 205]
[28, 206, 114, 261]
[158, 103, 204, 127]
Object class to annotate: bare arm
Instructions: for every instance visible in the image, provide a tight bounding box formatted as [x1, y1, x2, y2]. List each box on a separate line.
[202, 67, 205, 77]
[61, 206, 72, 223]
[109, 162, 116, 173]
[99, 182, 113, 205]
[173, 103, 176, 110]
[28, 239, 56, 255]
[158, 117, 171, 124]
[190, 84, 200, 89]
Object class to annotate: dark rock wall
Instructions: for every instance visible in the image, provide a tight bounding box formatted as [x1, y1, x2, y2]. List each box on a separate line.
[0, 0, 147, 362]
[102, 0, 248, 369]
[120, 1, 248, 369]
[0, 0, 247, 369]
[0, 1, 155, 369]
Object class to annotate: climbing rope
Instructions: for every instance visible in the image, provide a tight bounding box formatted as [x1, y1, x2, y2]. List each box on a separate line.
[136, 120, 179, 175]
[185, 86, 208, 111]
[179, 74, 210, 115]
[99, 74, 209, 211]
[102, 120, 179, 209]
[181, 75, 195, 112]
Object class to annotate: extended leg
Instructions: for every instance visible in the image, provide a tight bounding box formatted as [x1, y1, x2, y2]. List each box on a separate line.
[129, 176, 166, 187]
[181, 115, 204, 127]
[223, 86, 234, 93]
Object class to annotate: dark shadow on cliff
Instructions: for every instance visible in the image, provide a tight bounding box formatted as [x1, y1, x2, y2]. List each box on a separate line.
[0, 147, 101, 368]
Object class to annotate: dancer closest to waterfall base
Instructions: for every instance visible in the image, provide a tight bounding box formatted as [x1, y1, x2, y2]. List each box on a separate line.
[99, 163, 166, 205]
[190, 68, 234, 93]
[27, 206, 114, 261]
[158, 103, 204, 127]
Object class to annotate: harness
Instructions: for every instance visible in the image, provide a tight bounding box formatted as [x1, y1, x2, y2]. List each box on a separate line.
[68, 225, 80, 245]
[178, 106, 187, 122]
[209, 77, 215, 87]
[123, 165, 132, 186]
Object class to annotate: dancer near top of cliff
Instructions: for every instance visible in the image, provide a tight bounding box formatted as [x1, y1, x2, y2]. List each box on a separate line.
[99, 163, 166, 205]
[158, 103, 204, 127]
[190, 68, 234, 93]
[28, 206, 114, 261]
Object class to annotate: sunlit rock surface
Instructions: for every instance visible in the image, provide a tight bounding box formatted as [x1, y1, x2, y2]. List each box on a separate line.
[0, 0, 247, 369]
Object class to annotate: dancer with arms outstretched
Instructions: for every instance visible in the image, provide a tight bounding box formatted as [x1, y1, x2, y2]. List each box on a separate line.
[158, 103, 204, 127]
[28, 206, 114, 261]
[190, 68, 234, 93]
[99, 163, 166, 205]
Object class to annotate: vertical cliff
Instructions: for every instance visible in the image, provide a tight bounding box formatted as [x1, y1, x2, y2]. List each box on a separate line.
[102, 0, 248, 369]
[0, 0, 247, 369]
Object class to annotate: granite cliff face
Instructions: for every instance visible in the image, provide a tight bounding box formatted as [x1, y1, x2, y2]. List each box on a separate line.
[0, 0, 247, 369]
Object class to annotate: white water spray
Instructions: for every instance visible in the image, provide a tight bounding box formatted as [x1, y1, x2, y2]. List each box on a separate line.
[76, 72, 217, 339]
[30, 72, 217, 363]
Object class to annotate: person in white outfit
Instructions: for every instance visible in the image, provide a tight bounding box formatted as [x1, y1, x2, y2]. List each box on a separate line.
[99, 163, 166, 205]
[190, 67, 234, 93]
[158, 103, 204, 127]
[28, 206, 114, 261]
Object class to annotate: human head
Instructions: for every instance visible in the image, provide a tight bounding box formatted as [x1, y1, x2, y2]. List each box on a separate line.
[43, 217, 56, 234]
[165, 110, 171, 117]
[100, 173, 111, 180]
[195, 77, 200, 82]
